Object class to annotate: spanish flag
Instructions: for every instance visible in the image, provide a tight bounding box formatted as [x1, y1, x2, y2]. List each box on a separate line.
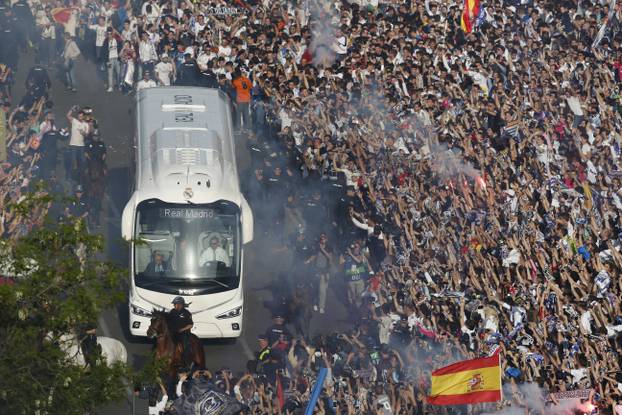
[428, 355, 501, 405]
[460, 0, 480, 33]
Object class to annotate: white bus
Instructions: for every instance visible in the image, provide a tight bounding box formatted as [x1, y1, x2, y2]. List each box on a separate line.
[121, 87, 253, 338]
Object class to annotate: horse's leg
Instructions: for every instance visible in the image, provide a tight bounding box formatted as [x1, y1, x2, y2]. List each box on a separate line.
[192, 336, 205, 369]
[166, 368, 177, 398]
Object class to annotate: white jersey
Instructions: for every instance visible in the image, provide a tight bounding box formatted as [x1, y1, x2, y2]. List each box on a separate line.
[69, 118, 89, 147]
[198, 246, 230, 267]
[136, 79, 157, 91]
[155, 61, 174, 85]
[90, 24, 108, 47]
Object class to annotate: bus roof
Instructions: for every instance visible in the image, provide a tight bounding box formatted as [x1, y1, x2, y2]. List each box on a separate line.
[134, 87, 241, 205]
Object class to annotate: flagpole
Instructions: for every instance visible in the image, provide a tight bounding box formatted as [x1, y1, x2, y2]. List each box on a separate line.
[304, 367, 328, 415]
[498, 352, 503, 402]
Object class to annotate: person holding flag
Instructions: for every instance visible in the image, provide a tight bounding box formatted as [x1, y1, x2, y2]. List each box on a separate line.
[461, 0, 481, 34]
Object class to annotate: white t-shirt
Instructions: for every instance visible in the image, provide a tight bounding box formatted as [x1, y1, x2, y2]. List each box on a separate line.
[580, 311, 592, 334]
[139, 41, 158, 62]
[196, 52, 214, 70]
[148, 394, 168, 415]
[64, 10, 78, 36]
[333, 35, 347, 55]
[198, 246, 230, 267]
[136, 79, 157, 91]
[570, 368, 588, 384]
[69, 118, 89, 147]
[218, 45, 232, 57]
[90, 24, 108, 47]
[155, 61, 174, 85]
[192, 21, 206, 36]
[607, 324, 622, 337]
[121, 28, 134, 42]
[108, 38, 119, 60]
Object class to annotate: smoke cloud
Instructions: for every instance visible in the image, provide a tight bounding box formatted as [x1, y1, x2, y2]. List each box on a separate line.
[482, 383, 592, 415]
[428, 141, 481, 180]
[306, 0, 338, 67]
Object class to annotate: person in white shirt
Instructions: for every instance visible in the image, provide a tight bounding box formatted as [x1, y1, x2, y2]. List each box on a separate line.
[141, 0, 160, 18]
[333, 28, 348, 60]
[192, 14, 207, 36]
[38, 18, 55, 66]
[89, 17, 108, 70]
[138, 31, 158, 78]
[147, 381, 168, 415]
[66, 106, 91, 180]
[154, 54, 175, 86]
[198, 236, 230, 267]
[62, 33, 81, 91]
[218, 38, 232, 57]
[64, 8, 78, 37]
[196, 44, 216, 71]
[136, 71, 157, 91]
[143, 3, 160, 25]
[120, 20, 135, 43]
[100, 2, 114, 25]
[103, 29, 120, 92]
[147, 23, 160, 45]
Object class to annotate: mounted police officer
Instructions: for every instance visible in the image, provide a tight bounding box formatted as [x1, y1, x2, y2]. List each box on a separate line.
[80, 322, 101, 368]
[66, 184, 88, 219]
[168, 296, 193, 368]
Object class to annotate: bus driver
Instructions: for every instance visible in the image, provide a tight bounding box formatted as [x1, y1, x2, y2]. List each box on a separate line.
[198, 236, 230, 267]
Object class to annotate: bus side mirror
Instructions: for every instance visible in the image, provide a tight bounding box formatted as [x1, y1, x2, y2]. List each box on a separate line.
[241, 197, 253, 244]
[121, 192, 137, 241]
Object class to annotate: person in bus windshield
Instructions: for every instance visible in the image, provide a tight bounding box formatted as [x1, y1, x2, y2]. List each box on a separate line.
[198, 236, 230, 268]
[144, 251, 170, 275]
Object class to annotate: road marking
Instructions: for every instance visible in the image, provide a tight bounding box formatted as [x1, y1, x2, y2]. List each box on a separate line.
[98, 313, 112, 337]
[102, 218, 121, 229]
[105, 193, 122, 219]
[240, 334, 254, 361]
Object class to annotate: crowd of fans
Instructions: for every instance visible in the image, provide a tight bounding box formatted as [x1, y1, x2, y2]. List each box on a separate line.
[3, 0, 622, 414]
[0, 62, 106, 240]
[0, 64, 60, 240]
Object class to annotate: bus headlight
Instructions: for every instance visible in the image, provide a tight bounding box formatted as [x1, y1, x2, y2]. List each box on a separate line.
[216, 306, 242, 319]
[131, 303, 151, 317]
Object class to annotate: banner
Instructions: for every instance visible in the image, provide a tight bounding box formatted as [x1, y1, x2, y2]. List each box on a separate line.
[547, 389, 593, 402]
[172, 383, 247, 415]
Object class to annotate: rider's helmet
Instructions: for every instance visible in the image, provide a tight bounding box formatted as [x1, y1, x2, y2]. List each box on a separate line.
[172, 296, 191, 306]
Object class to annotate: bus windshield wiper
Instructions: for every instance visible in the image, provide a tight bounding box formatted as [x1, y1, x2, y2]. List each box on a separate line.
[135, 277, 190, 287]
[136, 275, 230, 289]
[195, 278, 230, 289]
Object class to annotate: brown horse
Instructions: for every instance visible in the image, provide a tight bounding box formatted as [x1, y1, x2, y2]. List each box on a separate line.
[146, 310, 206, 379]
[84, 158, 106, 226]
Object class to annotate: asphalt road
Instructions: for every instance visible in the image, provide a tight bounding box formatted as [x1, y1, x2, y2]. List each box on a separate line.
[14, 51, 351, 414]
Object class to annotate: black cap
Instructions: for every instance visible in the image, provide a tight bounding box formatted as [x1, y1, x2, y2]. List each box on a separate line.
[172, 296, 191, 306]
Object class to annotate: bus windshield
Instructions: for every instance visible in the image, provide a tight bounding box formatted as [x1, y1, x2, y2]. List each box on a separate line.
[133, 199, 240, 290]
